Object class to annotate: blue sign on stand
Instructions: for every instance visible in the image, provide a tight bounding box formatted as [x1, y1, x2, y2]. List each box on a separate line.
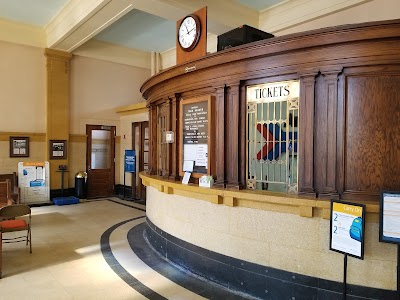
[125, 150, 136, 173]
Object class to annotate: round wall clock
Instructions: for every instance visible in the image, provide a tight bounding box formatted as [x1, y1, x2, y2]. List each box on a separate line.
[178, 14, 201, 52]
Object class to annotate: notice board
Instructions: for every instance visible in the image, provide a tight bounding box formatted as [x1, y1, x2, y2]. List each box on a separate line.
[180, 95, 214, 177]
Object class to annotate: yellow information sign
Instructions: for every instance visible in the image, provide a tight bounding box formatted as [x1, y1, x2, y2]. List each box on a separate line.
[330, 200, 365, 259]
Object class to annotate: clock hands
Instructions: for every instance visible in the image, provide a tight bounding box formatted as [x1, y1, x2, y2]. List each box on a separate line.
[184, 23, 189, 34]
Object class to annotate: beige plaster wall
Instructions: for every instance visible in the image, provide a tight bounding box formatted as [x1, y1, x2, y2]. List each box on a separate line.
[70, 55, 150, 135]
[0, 43, 150, 189]
[68, 55, 150, 186]
[0, 41, 45, 133]
[261, 0, 400, 36]
[146, 186, 397, 290]
[68, 136, 86, 187]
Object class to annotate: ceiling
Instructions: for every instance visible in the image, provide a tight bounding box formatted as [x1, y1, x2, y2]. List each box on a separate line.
[0, 0, 284, 54]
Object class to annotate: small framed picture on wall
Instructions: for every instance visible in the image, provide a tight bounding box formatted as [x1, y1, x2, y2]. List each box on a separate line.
[10, 136, 29, 157]
[49, 140, 67, 159]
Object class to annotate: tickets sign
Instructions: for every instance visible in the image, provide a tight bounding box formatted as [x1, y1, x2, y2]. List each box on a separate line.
[330, 200, 365, 259]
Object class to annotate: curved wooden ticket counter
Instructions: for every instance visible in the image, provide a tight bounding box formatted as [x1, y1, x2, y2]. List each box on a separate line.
[140, 19, 400, 299]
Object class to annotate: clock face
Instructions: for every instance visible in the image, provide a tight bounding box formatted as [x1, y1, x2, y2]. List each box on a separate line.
[178, 15, 200, 51]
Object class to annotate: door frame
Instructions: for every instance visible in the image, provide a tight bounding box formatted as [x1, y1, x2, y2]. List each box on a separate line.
[86, 124, 116, 198]
[132, 121, 148, 200]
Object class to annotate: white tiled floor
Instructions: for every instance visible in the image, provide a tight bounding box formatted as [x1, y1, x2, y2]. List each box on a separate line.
[0, 198, 203, 300]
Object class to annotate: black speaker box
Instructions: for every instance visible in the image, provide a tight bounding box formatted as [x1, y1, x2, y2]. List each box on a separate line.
[217, 25, 274, 51]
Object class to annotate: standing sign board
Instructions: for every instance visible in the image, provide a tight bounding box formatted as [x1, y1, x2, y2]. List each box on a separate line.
[125, 150, 136, 173]
[18, 161, 50, 204]
[330, 200, 365, 259]
[380, 191, 400, 244]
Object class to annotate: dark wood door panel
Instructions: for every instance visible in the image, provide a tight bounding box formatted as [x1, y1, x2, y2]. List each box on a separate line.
[344, 74, 400, 197]
[86, 125, 116, 198]
[132, 121, 149, 200]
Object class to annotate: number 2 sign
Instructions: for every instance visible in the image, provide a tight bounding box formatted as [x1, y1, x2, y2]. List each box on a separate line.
[330, 200, 365, 259]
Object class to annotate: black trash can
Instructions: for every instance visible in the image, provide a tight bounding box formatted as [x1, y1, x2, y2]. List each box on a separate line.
[75, 171, 87, 199]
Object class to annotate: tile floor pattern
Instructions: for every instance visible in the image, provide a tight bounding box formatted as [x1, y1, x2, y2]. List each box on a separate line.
[0, 198, 217, 300]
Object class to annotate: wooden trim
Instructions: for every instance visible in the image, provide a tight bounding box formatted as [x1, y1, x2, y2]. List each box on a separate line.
[225, 82, 242, 189]
[148, 104, 158, 175]
[142, 19, 400, 98]
[140, 172, 381, 220]
[298, 74, 317, 197]
[169, 94, 181, 180]
[214, 85, 226, 187]
[9, 136, 29, 158]
[69, 134, 86, 143]
[317, 71, 341, 199]
[0, 132, 45, 142]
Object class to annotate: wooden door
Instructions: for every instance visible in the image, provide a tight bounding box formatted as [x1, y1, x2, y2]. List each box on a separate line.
[132, 122, 149, 200]
[86, 125, 116, 198]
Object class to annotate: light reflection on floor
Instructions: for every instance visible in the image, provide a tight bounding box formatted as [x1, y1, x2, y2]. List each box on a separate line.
[0, 198, 201, 300]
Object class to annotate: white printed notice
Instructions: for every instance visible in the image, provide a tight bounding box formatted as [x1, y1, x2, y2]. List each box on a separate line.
[18, 161, 50, 204]
[195, 144, 208, 167]
[330, 201, 365, 259]
[183, 144, 208, 168]
[381, 193, 400, 243]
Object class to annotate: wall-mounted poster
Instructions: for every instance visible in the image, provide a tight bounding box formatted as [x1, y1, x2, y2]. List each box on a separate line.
[49, 140, 67, 159]
[18, 161, 50, 204]
[180, 95, 214, 178]
[10, 136, 29, 157]
[330, 200, 365, 259]
[379, 191, 400, 244]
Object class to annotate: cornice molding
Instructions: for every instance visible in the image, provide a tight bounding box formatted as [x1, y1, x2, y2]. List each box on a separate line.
[0, 18, 45, 48]
[115, 101, 148, 116]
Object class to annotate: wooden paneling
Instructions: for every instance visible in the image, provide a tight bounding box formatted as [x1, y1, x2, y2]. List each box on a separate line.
[315, 70, 341, 199]
[148, 104, 158, 175]
[298, 74, 317, 197]
[169, 94, 181, 180]
[214, 85, 226, 187]
[343, 71, 400, 199]
[142, 19, 400, 202]
[225, 82, 241, 189]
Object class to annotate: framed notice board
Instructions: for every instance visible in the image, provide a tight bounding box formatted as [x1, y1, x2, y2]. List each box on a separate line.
[330, 200, 365, 259]
[380, 191, 400, 244]
[180, 95, 214, 177]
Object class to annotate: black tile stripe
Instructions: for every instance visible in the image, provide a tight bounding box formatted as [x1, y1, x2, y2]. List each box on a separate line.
[144, 217, 398, 300]
[128, 223, 252, 300]
[106, 198, 146, 212]
[100, 216, 168, 300]
[100, 199, 166, 300]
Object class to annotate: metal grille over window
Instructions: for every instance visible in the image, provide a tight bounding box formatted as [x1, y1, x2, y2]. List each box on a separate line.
[246, 80, 299, 193]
